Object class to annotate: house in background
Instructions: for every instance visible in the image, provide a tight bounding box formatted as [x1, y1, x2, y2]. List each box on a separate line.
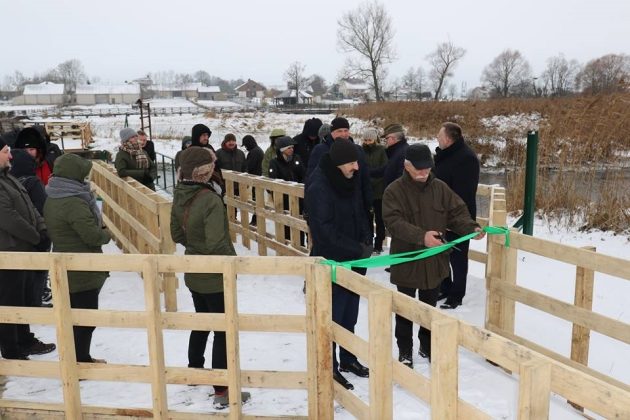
[149, 83, 201, 99]
[198, 85, 226, 101]
[235, 79, 266, 99]
[339, 78, 371, 99]
[12, 82, 65, 105]
[75, 84, 140, 105]
[0, 85, 19, 101]
[273, 89, 313, 106]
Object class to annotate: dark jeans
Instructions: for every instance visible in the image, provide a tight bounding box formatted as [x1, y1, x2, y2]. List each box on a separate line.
[440, 232, 471, 301]
[25, 270, 47, 307]
[0, 270, 34, 358]
[332, 267, 366, 372]
[70, 288, 101, 362]
[188, 290, 227, 393]
[370, 199, 385, 251]
[395, 286, 440, 356]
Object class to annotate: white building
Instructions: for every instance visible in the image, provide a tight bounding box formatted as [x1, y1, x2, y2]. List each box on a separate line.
[75, 84, 140, 105]
[339, 78, 371, 99]
[13, 82, 65, 105]
[198, 85, 226, 101]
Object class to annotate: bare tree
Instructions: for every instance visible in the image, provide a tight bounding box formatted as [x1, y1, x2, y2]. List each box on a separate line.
[401, 66, 425, 100]
[56, 59, 86, 93]
[337, 0, 396, 101]
[284, 61, 309, 103]
[481, 49, 532, 97]
[309, 74, 328, 96]
[427, 41, 466, 100]
[194, 70, 212, 85]
[576, 53, 630, 94]
[541, 54, 580, 96]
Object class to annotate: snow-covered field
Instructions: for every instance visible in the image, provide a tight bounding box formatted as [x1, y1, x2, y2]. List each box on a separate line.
[2, 110, 628, 418]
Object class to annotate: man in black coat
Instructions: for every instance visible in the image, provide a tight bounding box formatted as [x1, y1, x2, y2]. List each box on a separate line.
[293, 117, 322, 170]
[306, 139, 373, 391]
[369, 123, 409, 188]
[434, 122, 480, 309]
[242, 135, 263, 176]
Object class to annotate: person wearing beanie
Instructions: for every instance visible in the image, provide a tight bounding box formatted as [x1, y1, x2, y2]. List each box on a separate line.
[293, 117, 323, 169]
[361, 128, 388, 253]
[15, 127, 53, 186]
[170, 146, 251, 409]
[44, 153, 110, 363]
[318, 123, 331, 142]
[115, 127, 157, 190]
[262, 128, 286, 177]
[32, 124, 63, 171]
[305, 138, 372, 391]
[216, 133, 246, 172]
[434, 122, 480, 310]
[0, 140, 56, 360]
[382, 143, 484, 368]
[174, 136, 193, 172]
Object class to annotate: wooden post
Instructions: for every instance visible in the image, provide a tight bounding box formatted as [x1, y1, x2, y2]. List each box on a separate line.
[240, 180, 251, 249]
[289, 194, 300, 250]
[157, 201, 178, 312]
[255, 185, 267, 256]
[273, 187, 285, 245]
[518, 359, 551, 419]
[368, 290, 393, 420]
[569, 245, 596, 411]
[499, 230, 518, 335]
[142, 257, 169, 418]
[485, 233, 505, 332]
[225, 179, 237, 243]
[430, 318, 459, 420]
[306, 263, 333, 419]
[223, 261, 242, 419]
[50, 255, 82, 420]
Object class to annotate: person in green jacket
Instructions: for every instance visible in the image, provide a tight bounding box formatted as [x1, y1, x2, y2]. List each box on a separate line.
[362, 127, 388, 253]
[170, 146, 250, 409]
[261, 128, 286, 177]
[114, 128, 157, 191]
[43, 153, 111, 363]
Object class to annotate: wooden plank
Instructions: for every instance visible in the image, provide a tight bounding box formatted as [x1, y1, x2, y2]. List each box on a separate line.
[491, 282, 630, 344]
[332, 324, 368, 362]
[255, 185, 268, 256]
[431, 318, 459, 420]
[289, 194, 300, 250]
[223, 261, 242, 418]
[240, 183, 251, 249]
[368, 290, 393, 420]
[305, 264, 319, 419]
[156, 254, 314, 275]
[273, 189, 286, 244]
[468, 249, 488, 264]
[141, 257, 169, 418]
[334, 383, 369, 419]
[499, 237, 517, 335]
[49, 255, 83, 419]
[161, 313, 305, 333]
[518, 360, 551, 419]
[313, 263, 333, 419]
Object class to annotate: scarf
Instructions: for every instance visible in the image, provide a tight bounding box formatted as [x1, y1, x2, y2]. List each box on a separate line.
[320, 153, 357, 198]
[120, 139, 150, 169]
[46, 176, 103, 227]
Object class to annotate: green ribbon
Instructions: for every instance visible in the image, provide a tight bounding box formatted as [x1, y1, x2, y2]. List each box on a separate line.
[320, 226, 510, 283]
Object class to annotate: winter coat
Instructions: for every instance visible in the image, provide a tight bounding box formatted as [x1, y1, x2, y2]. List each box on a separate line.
[434, 139, 480, 219]
[382, 171, 479, 290]
[268, 150, 305, 183]
[0, 167, 45, 252]
[293, 118, 322, 170]
[243, 137, 264, 176]
[43, 154, 111, 293]
[170, 182, 236, 294]
[262, 145, 275, 177]
[143, 140, 157, 162]
[305, 154, 371, 262]
[9, 149, 47, 215]
[114, 149, 157, 190]
[216, 146, 247, 172]
[370, 138, 408, 187]
[362, 143, 388, 200]
[305, 134, 373, 214]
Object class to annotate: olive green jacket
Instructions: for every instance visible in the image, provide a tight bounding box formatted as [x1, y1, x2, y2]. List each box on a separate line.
[114, 149, 157, 190]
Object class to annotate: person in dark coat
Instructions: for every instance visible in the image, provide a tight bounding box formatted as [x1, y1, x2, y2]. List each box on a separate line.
[9, 149, 50, 308]
[369, 123, 409, 188]
[190, 124, 225, 195]
[114, 128, 157, 190]
[0, 138, 56, 359]
[32, 125, 62, 167]
[262, 128, 286, 177]
[305, 139, 373, 391]
[382, 144, 483, 368]
[242, 135, 263, 176]
[216, 133, 247, 172]
[293, 117, 322, 170]
[15, 127, 53, 186]
[170, 146, 250, 409]
[138, 130, 156, 162]
[361, 128, 388, 253]
[174, 136, 193, 172]
[434, 122, 481, 309]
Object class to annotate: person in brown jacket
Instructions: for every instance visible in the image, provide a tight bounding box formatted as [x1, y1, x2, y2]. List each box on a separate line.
[382, 144, 484, 368]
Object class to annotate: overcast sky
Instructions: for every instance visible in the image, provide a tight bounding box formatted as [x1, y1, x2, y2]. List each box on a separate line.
[2, 0, 629, 91]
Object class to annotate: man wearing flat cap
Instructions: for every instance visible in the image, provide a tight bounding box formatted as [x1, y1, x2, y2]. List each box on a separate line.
[370, 123, 409, 188]
[306, 139, 373, 391]
[382, 144, 484, 368]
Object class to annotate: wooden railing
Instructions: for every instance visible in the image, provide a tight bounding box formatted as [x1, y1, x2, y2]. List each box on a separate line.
[90, 161, 178, 311]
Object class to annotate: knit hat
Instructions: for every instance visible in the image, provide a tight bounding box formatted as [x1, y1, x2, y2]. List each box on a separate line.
[179, 146, 214, 179]
[119, 128, 137, 143]
[269, 128, 286, 139]
[330, 117, 350, 132]
[181, 136, 192, 150]
[381, 123, 404, 138]
[15, 127, 45, 150]
[329, 139, 358, 166]
[304, 118, 323, 137]
[318, 123, 331, 140]
[222, 133, 237, 145]
[276, 136, 296, 152]
[362, 127, 379, 141]
[405, 144, 434, 169]
[0, 137, 7, 150]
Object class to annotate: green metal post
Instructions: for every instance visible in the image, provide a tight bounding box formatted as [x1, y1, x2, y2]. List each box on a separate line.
[522, 130, 539, 235]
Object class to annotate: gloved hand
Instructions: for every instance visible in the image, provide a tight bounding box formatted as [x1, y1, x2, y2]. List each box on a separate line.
[36, 230, 52, 252]
[360, 243, 374, 259]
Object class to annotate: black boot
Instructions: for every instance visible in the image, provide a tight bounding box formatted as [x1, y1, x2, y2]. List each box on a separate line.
[333, 370, 354, 390]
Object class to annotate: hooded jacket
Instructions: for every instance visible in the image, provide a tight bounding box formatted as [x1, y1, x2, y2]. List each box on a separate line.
[43, 154, 111, 293]
[242, 136, 263, 176]
[9, 149, 47, 215]
[170, 182, 236, 294]
[382, 171, 479, 290]
[293, 118, 323, 169]
[191, 124, 213, 148]
[268, 147, 305, 183]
